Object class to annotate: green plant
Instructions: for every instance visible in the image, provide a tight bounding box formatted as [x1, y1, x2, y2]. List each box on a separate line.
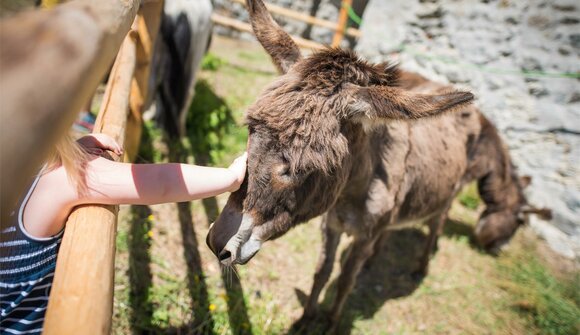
[186, 79, 240, 165]
[201, 53, 225, 71]
[498, 249, 580, 335]
[458, 182, 481, 210]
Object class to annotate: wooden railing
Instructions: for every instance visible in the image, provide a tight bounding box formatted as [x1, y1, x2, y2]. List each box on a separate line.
[0, 0, 162, 333]
[215, 0, 361, 49]
[44, 1, 163, 333]
[0, 0, 139, 224]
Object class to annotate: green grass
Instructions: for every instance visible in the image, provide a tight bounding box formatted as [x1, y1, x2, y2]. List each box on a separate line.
[497, 245, 580, 335]
[458, 182, 481, 210]
[201, 53, 226, 72]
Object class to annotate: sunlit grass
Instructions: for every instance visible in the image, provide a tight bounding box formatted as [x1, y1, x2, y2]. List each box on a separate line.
[497, 241, 580, 335]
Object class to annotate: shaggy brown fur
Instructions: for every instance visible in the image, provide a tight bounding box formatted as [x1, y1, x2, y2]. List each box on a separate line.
[206, 0, 550, 328]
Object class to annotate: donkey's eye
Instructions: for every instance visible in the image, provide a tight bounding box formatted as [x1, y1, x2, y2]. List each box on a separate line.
[275, 164, 290, 177]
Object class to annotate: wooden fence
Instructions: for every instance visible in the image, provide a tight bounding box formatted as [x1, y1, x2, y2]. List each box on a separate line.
[0, 0, 361, 333]
[0, 0, 162, 333]
[215, 0, 360, 49]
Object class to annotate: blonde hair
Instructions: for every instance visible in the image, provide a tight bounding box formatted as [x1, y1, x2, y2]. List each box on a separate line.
[46, 133, 89, 194]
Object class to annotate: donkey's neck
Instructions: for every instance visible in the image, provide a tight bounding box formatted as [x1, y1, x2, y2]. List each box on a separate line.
[343, 122, 411, 191]
[475, 118, 524, 213]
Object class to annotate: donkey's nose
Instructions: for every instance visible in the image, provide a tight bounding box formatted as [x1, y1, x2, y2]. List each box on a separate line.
[218, 250, 232, 263]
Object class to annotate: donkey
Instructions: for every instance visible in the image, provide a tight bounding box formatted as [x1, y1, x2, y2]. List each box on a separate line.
[206, 0, 550, 326]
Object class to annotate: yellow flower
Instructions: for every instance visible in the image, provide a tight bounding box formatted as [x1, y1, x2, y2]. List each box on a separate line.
[208, 304, 217, 312]
[147, 230, 154, 238]
[147, 214, 155, 222]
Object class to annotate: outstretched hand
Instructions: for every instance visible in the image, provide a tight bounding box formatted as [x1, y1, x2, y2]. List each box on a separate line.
[77, 133, 123, 157]
[227, 152, 248, 192]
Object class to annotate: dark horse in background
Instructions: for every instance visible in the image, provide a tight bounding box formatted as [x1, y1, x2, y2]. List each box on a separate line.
[147, 0, 213, 138]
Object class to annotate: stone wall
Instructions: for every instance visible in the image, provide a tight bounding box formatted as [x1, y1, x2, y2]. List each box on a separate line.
[356, 0, 579, 259]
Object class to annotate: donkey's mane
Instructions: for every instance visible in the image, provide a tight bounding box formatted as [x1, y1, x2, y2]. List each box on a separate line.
[296, 48, 400, 93]
[245, 48, 399, 175]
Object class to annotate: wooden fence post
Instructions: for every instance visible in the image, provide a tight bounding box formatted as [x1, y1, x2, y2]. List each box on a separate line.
[0, 0, 139, 226]
[43, 30, 138, 335]
[332, 0, 353, 47]
[211, 13, 325, 50]
[126, 0, 165, 161]
[231, 0, 361, 38]
[43, 1, 165, 332]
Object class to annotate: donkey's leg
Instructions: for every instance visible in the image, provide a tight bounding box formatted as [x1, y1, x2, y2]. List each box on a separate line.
[329, 236, 377, 324]
[365, 229, 391, 269]
[417, 189, 459, 275]
[372, 229, 390, 258]
[302, 211, 342, 319]
[417, 213, 445, 275]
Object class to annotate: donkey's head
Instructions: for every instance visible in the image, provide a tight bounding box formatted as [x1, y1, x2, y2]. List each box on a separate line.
[475, 175, 552, 254]
[206, 0, 474, 265]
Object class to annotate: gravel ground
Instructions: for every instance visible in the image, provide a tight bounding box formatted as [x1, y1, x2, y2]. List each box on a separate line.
[355, 0, 579, 259]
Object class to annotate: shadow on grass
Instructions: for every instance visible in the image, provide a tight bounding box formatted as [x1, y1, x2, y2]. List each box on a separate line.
[170, 145, 216, 334]
[290, 217, 478, 335]
[186, 79, 253, 335]
[128, 204, 154, 334]
[336, 229, 427, 335]
[128, 78, 254, 334]
[129, 202, 215, 334]
[127, 120, 216, 334]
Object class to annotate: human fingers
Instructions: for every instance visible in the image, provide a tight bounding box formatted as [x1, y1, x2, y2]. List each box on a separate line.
[88, 134, 123, 155]
[228, 152, 248, 184]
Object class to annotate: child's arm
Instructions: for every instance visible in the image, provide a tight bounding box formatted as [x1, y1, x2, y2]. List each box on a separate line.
[78, 154, 247, 205]
[22, 134, 246, 238]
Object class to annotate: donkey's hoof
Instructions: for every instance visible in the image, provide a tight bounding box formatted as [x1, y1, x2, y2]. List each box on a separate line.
[290, 313, 317, 333]
[291, 313, 335, 334]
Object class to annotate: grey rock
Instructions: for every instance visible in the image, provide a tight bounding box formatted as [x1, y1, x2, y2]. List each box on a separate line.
[560, 17, 580, 25]
[521, 56, 543, 71]
[558, 46, 572, 55]
[568, 92, 580, 103]
[570, 34, 580, 49]
[528, 82, 549, 97]
[552, 1, 576, 12]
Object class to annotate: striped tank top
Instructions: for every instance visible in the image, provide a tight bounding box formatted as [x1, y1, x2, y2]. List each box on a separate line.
[0, 173, 63, 334]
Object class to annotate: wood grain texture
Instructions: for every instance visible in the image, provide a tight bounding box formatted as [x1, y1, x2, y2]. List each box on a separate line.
[126, 0, 164, 161]
[0, 0, 139, 225]
[212, 13, 326, 51]
[231, 0, 361, 38]
[332, 0, 353, 47]
[43, 30, 138, 335]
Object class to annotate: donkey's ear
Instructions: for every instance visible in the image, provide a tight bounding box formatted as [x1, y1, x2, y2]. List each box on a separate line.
[343, 84, 474, 120]
[246, 0, 302, 74]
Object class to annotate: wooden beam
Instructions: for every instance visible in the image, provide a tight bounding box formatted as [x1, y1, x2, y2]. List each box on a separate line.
[126, 0, 165, 161]
[332, 0, 353, 47]
[211, 13, 326, 51]
[43, 30, 138, 335]
[231, 0, 360, 38]
[0, 0, 139, 226]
